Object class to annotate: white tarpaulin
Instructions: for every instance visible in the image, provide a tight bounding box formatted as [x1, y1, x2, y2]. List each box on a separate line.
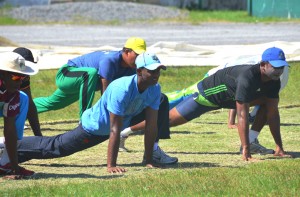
[1, 41, 299, 70]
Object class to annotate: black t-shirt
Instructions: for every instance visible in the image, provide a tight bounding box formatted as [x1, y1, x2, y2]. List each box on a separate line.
[201, 64, 280, 109]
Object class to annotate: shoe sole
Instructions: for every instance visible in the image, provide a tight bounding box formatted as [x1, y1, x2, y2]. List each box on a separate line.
[119, 147, 129, 152]
[0, 167, 36, 178]
[239, 150, 275, 155]
[153, 158, 178, 165]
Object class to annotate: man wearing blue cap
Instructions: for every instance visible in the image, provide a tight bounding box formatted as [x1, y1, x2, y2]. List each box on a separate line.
[0, 52, 168, 173]
[168, 47, 292, 161]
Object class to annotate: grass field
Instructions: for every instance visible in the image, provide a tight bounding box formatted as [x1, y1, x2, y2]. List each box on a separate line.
[0, 64, 299, 196]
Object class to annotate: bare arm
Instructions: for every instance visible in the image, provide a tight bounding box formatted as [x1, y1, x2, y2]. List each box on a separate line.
[236, 101, 252, 161]
[21, 87, 42, 136]
[265, 98, 290, 157]
[100, 77, 110, 94]
[143, 107, 158, 166]
[3, 117, 20, 173]
[228, 109, 237, 129]
[107, 113, 126, 173]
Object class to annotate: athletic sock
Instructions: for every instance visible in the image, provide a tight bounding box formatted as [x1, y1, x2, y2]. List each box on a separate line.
[120, 127, 133, 138]
[0, 137, 5, 148]
[249, 129, 259, 143]
[0, 147, 9, 166]
[250, 105, 260, 117]
[153, 142, 158, 151]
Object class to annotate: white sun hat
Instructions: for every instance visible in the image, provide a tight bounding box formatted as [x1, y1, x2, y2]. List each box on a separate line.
[0, 52, 38, 75]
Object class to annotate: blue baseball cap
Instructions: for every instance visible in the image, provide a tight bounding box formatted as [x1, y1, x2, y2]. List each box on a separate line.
[261, 47, 289, 67]
[136, 52, 166, 70]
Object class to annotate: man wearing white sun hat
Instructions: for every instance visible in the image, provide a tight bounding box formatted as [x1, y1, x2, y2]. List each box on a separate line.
[0, 52, 38, 179]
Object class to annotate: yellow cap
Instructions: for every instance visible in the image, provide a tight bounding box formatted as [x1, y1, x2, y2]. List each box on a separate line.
[124, 37, 146, 54]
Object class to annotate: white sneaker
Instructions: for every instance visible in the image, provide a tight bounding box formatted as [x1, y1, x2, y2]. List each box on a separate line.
[119, 136, 129, 152]
[0, 137, 5, 158]
[240, 138, 274, 155]
[151, 146, 178, 165]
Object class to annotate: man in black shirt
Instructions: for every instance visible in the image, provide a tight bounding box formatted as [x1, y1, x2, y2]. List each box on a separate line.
[169, 47, 292, 161]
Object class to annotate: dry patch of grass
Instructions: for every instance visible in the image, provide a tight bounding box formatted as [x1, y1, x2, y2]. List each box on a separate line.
[0, 36, 18, 46]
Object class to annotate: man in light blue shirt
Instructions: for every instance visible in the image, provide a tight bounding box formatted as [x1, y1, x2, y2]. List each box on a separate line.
[0, 52, 167, 174]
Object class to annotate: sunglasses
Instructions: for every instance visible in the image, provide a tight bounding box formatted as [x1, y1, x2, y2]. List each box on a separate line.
[9, 73, 26, 81]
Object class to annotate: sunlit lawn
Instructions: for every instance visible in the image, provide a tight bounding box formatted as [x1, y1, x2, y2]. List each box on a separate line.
[0, 65, 299, 196]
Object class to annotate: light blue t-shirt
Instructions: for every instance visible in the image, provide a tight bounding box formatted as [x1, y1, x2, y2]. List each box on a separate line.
[81, 75, 161, 136]
[67, 50, 136, 81]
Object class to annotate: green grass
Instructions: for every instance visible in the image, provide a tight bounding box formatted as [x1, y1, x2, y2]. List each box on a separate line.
[0, 16, 25, 25]
[187, 10, 300, 24]
[0, 5, 26, 25]
[0, 64, 299, 196]
[1, 6, 300, 25]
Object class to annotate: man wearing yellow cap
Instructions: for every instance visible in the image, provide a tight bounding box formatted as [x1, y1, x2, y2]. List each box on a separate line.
[34, 37, 146, 117]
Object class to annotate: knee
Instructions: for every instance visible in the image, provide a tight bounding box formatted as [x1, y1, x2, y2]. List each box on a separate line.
[169, 107, 186, 127]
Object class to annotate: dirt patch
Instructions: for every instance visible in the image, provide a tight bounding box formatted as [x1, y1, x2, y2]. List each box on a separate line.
[0, 36, 18, 46]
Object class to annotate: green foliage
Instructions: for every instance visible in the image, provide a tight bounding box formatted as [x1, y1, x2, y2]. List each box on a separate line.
[0, 6, 26, 25]
[0, 16, 24, 25]
[188, 10, 300, 23]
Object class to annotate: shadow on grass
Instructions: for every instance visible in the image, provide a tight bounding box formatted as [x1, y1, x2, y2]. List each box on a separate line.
[121, 161, 222, 169]
[167, 151, 240, 155]
[189, 121, 300, 127]
[23, 160, 223, 170]
[280, 123, 300, 126]
[171, 130, 217, 135]
[23, 163, 107, 168]
[40, 127, 71, 132]
[264, 151, 300, 159]
[165, 162, 221, 169]
[27, 173, 124, 180]
[124, 130, 217, 136]
[193, 121, 226, 125]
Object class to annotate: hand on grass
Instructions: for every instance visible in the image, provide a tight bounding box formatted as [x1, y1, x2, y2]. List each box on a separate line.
[227, 124, 237, 129]
[274, 150, 293, 158]
[107, 166, 126, 173]
[145, 163, 161, 168]
[242, 148, 260, 162]
[3, 174, 23, 180]
[2, 166, 24, 180]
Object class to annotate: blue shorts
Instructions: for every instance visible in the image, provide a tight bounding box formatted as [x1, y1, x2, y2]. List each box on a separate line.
[175, 92, 219, 121]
